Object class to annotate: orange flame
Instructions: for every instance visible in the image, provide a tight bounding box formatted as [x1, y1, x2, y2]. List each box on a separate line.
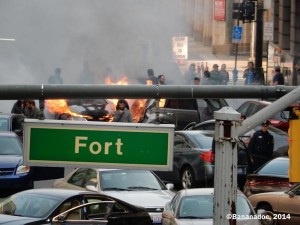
[45, 99, 92, 119]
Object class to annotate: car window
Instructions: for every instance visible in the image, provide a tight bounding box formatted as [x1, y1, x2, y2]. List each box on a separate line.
[170, 193, 180, 212]
[237, 103, 250, 116]
[236, 195, 253, 216]
[0, 119, 8, 131]
[86, 197, 126, 214]
[186, 133, 213, 149]
[174, 134, 191, 149]
[165, 99, 197, 110]
[68, 168, 88, 187]
[257, 159, 288, 176]
[82, 169, 98, 188]
[58, 199, 82, 220]
[194, 123, 215, 131]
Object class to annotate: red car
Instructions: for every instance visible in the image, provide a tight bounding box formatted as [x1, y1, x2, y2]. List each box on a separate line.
[236, 99, 290, 132]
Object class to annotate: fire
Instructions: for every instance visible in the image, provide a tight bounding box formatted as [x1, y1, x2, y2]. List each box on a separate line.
[105, 74, 148, 123]
[45, 99, 92, 120]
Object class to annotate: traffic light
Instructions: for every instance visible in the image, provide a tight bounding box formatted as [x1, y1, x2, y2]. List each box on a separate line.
[232, 1, 256, 23]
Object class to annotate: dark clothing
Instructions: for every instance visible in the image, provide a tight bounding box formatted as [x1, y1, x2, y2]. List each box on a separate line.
[48, 74, 63, 84]
[11, 101, 24, 114]
[148, 75, 158, 85]
[25, 107, 41, 119]
[248, 130, 274, 170]
[273, 72, 284, 85]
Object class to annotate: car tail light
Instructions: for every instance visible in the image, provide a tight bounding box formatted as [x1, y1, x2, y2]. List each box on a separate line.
[200, 150, 215, 163]
[269, 119, 281, 125]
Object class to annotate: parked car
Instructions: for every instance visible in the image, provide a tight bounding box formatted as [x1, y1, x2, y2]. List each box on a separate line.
[162, 188, 260, 225]
[236, 99, 290, 132]
[248, 183, 300, 225]
[0, 131, 64, 193]
[142, 98, 228, 130]
[0, 113, 25, 139]
[153, 130, 215, 189]
[243, 157, 297, 197]
[53, 168, 175, 224]
[0, 188, 152, 225]
[184, 119, 289, 157]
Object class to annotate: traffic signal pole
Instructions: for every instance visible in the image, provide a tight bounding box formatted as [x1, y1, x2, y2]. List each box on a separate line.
[255, 0, 264, 82]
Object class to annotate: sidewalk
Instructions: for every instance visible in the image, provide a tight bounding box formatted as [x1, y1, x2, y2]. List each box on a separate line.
[178, 38, 250, 85]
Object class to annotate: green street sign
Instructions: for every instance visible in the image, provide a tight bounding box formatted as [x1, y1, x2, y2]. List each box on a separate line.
[24, 119, 174, 170]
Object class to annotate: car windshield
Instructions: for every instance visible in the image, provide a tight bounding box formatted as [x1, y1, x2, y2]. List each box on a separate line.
[177, 195, 252, 219]
[0, 136, 22, 155]
[257, 159, 289, 176]
[0, 193, 60, 218]
[101, 170, 166, 191]
[187, 133, 213, 149]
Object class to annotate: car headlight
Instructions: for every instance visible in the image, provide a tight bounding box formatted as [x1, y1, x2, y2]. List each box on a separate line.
[16, 165, 30, 174]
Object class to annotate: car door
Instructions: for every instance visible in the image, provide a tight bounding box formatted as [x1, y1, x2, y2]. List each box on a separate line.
[162, 99, 199, 130]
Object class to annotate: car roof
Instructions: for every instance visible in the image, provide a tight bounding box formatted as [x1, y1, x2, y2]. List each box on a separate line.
[0, 113, 24, 118]
[175, 130, 214, 136]
[17, 188, 96, 198]
[178, 188, 244, 197]
[0, 131, 19, 137]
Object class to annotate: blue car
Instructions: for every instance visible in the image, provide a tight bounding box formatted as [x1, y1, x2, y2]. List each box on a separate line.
[0, 131, 64, 193]
[0, 131, 33, 191]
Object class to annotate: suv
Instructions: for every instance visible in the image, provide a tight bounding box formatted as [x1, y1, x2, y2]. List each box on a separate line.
[142, 98, 228, 130]
[236, 100, 290, 132]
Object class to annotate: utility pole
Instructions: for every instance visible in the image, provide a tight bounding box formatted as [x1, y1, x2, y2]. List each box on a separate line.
[255, 0, 264, 82]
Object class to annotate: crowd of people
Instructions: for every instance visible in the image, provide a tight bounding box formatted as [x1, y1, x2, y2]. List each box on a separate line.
[11, 99, 41, 119]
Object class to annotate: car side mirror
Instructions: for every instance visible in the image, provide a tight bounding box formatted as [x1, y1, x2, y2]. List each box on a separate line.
[288, 191, 295, 198]
[165, 183, 174, 190]
[86, 185, 97, 192]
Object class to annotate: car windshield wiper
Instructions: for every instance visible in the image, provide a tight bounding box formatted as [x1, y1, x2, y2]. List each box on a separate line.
[102, 187, 132, 191]
[127, 186, 159, 190]
[178, 216, 211, 219]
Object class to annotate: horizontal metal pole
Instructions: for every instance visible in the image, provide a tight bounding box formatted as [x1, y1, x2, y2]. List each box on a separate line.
[0, 84, 296, 100]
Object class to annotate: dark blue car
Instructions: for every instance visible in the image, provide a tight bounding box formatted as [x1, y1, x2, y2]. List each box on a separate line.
[0, 131, 33, 191]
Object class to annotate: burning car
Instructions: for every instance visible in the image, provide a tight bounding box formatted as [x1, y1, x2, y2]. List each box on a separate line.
[44, 99, 116, 122]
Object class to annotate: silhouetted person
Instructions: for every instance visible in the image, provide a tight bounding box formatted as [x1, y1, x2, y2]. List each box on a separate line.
[147, 69, 158, 85]
[48, 68, 63, 84]
[272, 66, 284, 85]
[11, 99, 25, 114]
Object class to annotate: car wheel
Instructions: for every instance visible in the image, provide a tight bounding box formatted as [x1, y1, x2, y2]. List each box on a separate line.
[180, 167, 195, 189]
[257, 204, 275, 225]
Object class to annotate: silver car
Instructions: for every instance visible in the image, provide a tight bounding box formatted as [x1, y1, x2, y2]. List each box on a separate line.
[53, 168, 175, 224]
[162, 188, 260, 225]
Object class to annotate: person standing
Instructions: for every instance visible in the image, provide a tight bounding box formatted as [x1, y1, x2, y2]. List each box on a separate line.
[210, 64, 223, 85]
[193, 77, 200, 85]
[48, 68, 63, 84]
[157, 74, 166, 85]
[201, 71, 216, 85]
[112, 99, 133, 123]
[11, 99, 25, 114]
[184, 63, 198, 84]
[147, 69, 158, 85]
[219, 64, 229, 85]
[24, 100, 41, 119]
[272, 66, 285, 85]
[243, 62, 257, 85]
[247, 121, 274, 170]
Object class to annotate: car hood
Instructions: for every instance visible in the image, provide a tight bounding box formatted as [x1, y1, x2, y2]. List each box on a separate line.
[177, 218, 259, 225]
[103, 190, 175, 207]
[0, 215, 42, 225]
[0, 155, 22, 168]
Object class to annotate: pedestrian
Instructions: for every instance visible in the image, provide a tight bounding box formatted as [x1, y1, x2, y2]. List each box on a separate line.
[147, 69, 158, 85]
[112, 99, 133, 123]
[184, 63, 198, 84]
[24, 99, 41, 119]
[48, 68, 63, 84]
[247, 120, 274, 170]
[157, 74, 166, 85]
[272, 66, 285, 85]
[193, 77, 200, 85]
[219, 64, 230, 85]
[243, 62, 257, 85]
[200, 71, 216, 85]
[11, 99, 25, 114]
[210, 64, 223, 85]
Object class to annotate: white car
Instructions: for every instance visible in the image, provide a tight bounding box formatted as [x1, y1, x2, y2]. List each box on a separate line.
[53, 168, 175, 224]
[162, 188, 260, 225]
